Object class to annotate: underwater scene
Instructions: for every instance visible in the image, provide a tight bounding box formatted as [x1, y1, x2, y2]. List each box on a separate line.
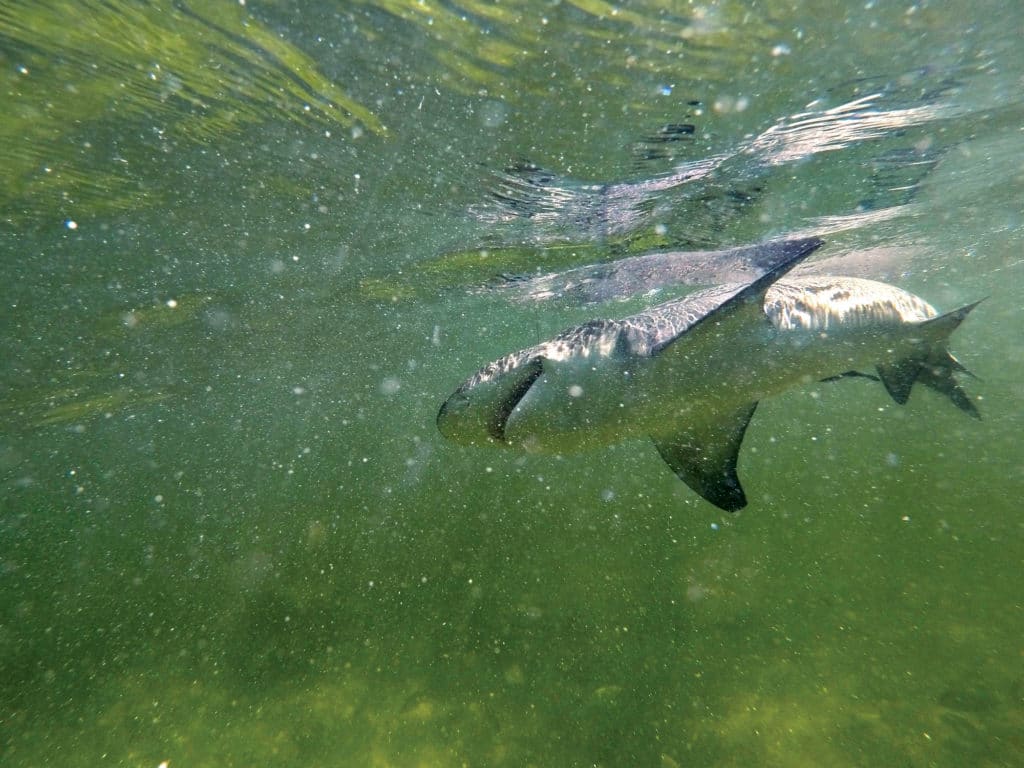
[1, 1, 1023, 765]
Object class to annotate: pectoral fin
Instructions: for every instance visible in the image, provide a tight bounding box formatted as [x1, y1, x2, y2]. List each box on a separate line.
[651, 402, 758, 512]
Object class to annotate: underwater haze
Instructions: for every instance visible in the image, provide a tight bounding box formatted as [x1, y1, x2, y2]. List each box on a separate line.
[2, 1, 1023, 766]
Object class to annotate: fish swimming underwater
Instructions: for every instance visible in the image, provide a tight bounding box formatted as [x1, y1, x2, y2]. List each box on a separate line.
[437, 237, 980, 511]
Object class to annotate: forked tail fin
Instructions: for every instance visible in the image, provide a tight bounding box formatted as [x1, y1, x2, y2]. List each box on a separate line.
[876, 300, 983, 418]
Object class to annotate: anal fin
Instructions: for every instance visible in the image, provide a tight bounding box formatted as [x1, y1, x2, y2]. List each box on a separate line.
[877, 358, 921, 404]
[652, 402, 758, 512]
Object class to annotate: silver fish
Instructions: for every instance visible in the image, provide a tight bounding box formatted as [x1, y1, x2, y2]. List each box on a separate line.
[437, 237, 979, 511]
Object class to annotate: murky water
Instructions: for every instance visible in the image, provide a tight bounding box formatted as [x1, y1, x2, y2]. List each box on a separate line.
[2, 1, 1022, 766]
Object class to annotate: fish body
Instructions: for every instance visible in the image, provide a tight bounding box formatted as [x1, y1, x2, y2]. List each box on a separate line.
[437, 237, 978, 511]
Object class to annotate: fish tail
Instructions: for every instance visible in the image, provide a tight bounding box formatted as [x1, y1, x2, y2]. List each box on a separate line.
[876, 300, 983, 418]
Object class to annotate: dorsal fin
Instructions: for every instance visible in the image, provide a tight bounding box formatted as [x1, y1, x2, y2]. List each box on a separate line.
[652, 236, 823, 356]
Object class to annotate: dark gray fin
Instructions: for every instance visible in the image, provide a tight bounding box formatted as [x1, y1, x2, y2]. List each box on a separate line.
[652, 402, 758, 512]
[877, 300, 982, 415]
[877, 358, 921, 404]
[652, 236, 824, 356]
[917, 351, 981, 419]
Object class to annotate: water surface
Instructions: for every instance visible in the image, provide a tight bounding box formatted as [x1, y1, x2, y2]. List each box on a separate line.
[2, 1, 1023, 766]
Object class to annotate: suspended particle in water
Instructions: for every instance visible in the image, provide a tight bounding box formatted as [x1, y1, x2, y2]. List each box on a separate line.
[479, 99, 508, 129]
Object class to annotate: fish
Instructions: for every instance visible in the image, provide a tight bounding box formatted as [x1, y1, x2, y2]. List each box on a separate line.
[437, 237, 980, 511]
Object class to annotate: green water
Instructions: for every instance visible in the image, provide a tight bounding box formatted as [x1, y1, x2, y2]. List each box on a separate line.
[2, 1, 1022, 766]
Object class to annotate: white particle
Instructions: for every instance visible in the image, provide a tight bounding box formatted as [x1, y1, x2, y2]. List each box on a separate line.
[165, 299, 177, 309]
[568, 384, 584, 398]
[65, 219, 78, 230]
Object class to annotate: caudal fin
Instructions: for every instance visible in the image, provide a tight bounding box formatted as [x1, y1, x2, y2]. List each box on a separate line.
[876, 300, 982, 418]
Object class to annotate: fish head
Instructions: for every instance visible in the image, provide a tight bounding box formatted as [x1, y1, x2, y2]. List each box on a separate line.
[437, 353, 544, 446]
[438, 319, 639, 452]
